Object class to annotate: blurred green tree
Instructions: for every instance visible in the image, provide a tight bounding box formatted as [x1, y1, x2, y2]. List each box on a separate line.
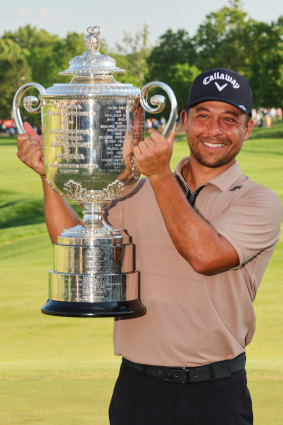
[166, 63, 200, 111]
[0, 25, 117, 124]
[145, 29, 197, 116]
[193, 0, 251, 73]
[146, 29, 196, 84]
[112, 24, 151, 88]
[192, 0, 283, 107]
[246, 18, 283, 107]
[0, 38, 31, 119]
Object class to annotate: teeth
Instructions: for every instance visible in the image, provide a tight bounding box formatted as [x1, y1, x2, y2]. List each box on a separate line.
[203, 141, 225, 148]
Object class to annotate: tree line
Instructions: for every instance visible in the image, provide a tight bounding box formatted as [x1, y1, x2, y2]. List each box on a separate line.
[0, 0, 282, 123]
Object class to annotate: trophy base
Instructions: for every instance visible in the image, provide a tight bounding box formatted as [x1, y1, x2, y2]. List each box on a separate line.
[44, 223, 146, 319]
[41, 299, 146, 319]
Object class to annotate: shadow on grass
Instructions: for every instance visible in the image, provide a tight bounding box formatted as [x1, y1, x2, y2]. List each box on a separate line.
[0, 137, 17, 146]
[0, 195, 45, 228]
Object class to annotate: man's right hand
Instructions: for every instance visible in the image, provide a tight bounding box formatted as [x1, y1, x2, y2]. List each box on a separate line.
[17, 122, 45, 177]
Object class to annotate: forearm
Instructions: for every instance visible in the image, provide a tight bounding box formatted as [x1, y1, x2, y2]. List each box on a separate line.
[133, 127, 238, 274]
[148, 171, 239, 275]
[16, 124, 81, 243]
[42, 177, 81, 244]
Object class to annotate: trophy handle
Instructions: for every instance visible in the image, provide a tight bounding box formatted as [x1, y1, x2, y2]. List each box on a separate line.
[12, 83, 46, 134]
[140, 82, 178, 138]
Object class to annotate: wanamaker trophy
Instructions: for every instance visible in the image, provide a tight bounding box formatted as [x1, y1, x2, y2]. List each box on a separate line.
[13, 26, 177, 318]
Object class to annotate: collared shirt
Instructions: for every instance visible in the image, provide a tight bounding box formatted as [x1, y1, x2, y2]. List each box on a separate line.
[107, 159, 282, 367]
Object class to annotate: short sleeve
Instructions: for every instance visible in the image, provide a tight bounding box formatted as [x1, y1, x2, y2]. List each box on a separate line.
[212, 185, 282, 266]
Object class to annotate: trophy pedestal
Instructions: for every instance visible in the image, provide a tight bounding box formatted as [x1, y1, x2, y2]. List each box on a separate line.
[41, 224, 146, 319]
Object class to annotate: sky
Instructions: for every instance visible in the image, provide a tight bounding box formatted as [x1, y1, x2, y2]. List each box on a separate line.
[1, 0, 282, 49]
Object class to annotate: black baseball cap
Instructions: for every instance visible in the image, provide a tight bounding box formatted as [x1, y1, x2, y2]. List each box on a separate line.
[186, 68, 253, 116]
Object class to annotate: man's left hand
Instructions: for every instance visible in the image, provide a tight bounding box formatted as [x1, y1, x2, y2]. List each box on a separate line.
[133, 124, 176, 178]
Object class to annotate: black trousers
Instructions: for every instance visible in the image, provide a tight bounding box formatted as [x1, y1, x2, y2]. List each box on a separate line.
[109, 362, 253, 425]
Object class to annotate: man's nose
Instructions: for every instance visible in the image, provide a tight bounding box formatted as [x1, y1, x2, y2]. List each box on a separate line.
[207, 118, 222, 135]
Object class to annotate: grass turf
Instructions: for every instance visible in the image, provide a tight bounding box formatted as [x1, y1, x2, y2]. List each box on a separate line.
[0, 123, 283, 424]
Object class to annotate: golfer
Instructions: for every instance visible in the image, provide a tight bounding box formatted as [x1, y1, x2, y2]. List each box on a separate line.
[17, 68, 282, 425]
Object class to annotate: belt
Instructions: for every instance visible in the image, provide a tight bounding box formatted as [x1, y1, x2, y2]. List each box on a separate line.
[122, 353, 246, 384]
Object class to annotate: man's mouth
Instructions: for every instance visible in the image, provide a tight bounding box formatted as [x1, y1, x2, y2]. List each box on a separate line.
[202, 140, 225, 149]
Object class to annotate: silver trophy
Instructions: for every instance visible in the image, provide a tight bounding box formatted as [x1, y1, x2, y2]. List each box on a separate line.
[13, 26, 177, 318]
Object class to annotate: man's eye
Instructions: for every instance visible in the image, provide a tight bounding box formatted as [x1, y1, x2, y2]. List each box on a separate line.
[225, 117, 235, 122]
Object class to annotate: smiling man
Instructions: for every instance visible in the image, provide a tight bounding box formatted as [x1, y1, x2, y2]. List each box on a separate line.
[106, 68, 281, 425]
[17, 68, 282, 425]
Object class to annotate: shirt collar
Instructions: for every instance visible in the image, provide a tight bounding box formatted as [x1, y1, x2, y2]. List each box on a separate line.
[175, 158, 243, 192]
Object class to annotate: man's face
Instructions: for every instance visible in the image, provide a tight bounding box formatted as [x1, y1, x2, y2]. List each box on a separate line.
[182, 101, 253, 170]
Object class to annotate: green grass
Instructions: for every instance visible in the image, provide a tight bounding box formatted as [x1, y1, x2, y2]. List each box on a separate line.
[0, 125, 283, 424]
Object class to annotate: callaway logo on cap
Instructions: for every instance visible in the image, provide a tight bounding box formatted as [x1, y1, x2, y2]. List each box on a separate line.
[186, 68, 253, 116]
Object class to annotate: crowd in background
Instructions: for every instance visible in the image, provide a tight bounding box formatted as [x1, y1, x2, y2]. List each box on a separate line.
[0, 120, 17, 136]
[252, 107, 282, 128]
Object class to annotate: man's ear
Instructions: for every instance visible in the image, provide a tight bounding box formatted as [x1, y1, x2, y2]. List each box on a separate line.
[243, 119, 254, 141]
[181, 110, 188, 133]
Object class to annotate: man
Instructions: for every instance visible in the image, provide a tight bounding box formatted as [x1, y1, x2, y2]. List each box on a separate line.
[17, 68, 282, 425]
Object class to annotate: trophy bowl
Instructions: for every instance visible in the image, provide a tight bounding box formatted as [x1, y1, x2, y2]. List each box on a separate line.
[13, 26, 177, 318]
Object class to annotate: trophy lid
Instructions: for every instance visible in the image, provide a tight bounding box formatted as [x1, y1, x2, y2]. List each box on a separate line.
[60, 26, 125, 77]
[40, 26, 140, 98]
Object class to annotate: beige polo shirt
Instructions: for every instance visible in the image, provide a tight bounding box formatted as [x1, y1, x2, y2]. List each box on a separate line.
[107, 159, 282, 367]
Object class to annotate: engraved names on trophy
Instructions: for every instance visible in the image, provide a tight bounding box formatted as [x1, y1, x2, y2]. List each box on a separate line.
[85, 245, 112, 274]
[45, 100, 129, 176]
[63, 275, 122, 302]
[45, 101, 98, 174]
[99, 103, 128, 171]
[80, 275, 122, 302]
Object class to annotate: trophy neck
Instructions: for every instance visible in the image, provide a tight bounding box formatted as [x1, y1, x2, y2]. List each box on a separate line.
[59, 200, 129, 244]
[82, 203, 113, 235]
